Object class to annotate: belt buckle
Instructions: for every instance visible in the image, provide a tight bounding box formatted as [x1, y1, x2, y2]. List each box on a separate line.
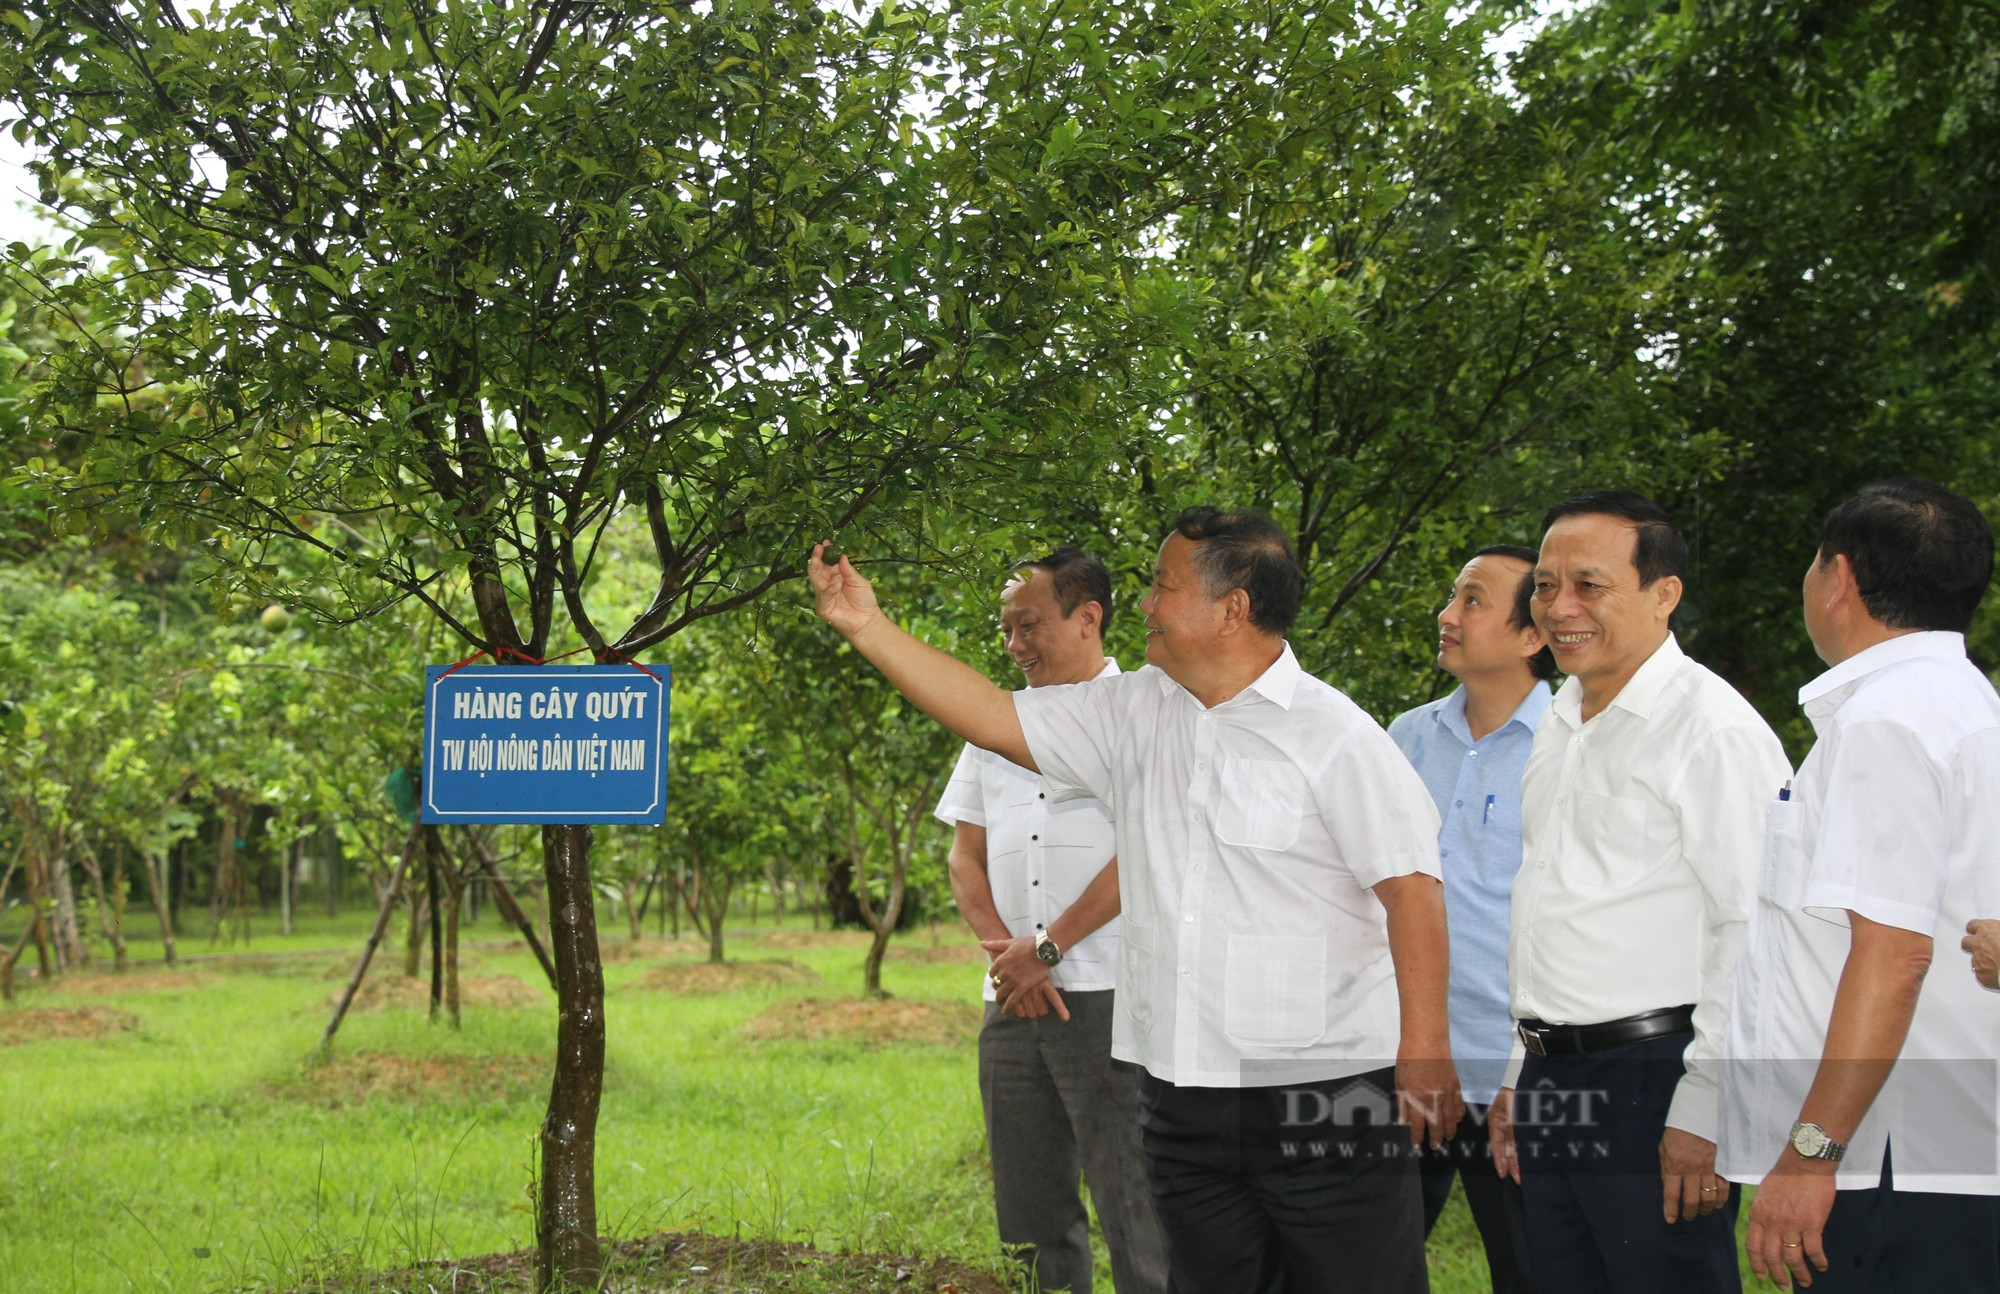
[1518, 1023, 1547, 1057]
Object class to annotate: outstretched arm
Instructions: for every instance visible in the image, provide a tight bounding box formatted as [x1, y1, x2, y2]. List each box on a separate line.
[809, 542, 1034, 769]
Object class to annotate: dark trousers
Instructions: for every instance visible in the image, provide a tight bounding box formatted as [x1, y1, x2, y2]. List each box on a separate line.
[1138, 1067, 1427, 1294]
[1420, 1100, 1535, 1294]
[1803, 1142, 2000, 1293]
[1513, 1031, 1739, 1294]
[979, 993, 1170, 1294]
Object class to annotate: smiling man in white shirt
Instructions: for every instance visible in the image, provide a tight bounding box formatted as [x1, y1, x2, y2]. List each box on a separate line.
[1719, 479, 2000, 1292]
[1489, 491, 1790, 1294]
[935, 546, 1167, 1294]
[809, 507, 1459, 1294]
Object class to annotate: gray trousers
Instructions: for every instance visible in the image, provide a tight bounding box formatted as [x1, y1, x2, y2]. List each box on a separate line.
[979, 990, 1170, 1294]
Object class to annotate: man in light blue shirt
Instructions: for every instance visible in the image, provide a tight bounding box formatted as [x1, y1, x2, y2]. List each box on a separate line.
[1389, 544, 1553, 1294]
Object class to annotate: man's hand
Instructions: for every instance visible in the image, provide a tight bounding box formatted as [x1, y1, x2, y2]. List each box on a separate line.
[1746, 1153, 1837, 1289]
[1659, 1128, 1730, 1222]
[1396, 1049, 1464, 1149]
[808, 541, 882, 640]
[982, 936, 1069, 1021]
[1962, 918, 2000, 989]
[1489, 1087, 1520, 1183]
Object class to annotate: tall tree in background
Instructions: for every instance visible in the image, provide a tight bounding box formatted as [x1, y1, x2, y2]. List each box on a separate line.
[1510, 0, 2000, 729]
[1, 0, 1470, 1282]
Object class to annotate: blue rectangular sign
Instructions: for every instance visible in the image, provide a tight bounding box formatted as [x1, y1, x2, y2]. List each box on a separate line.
[422, 665, 669, 824]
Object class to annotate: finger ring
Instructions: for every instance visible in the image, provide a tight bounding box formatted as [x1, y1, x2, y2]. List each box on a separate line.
[1784, 1241, 1802, 1249]
[1701, 1185, 1716, 1194]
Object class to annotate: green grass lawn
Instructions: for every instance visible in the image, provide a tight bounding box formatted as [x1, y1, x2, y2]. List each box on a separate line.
[0, 907, 1756, 1293]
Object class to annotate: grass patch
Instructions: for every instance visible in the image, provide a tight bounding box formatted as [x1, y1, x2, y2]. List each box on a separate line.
[0, 911, 1570, 1293]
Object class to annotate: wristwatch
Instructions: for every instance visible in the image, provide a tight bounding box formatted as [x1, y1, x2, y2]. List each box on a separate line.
[1034, 930, 1064, 967]
[1789, 1121, 1847, 1162]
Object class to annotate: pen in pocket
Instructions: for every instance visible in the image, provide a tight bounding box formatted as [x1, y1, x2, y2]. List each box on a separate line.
[1483, 794, 1495, 824]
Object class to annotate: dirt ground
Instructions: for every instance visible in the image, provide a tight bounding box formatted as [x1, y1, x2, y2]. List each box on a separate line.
[739, 997, 979, 1048]
[751, 928, 872, 951]
[889, 940, 986, 965]
[327, 973, 547, 1014]
[0, 1005, 141, 1046]
[23, 968, 221, 996]
[312, 1230, 1010, 1293]
[635, 959, 821, 994]
[268, 1051, 548, 1110]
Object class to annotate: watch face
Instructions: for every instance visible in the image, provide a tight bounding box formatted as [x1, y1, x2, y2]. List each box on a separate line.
[1792, 1124, 1828, 1157]
[1036, 940, 1060, 966]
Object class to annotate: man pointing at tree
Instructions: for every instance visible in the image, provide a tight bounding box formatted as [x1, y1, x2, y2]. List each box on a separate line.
[808, 507, 1460, 1294]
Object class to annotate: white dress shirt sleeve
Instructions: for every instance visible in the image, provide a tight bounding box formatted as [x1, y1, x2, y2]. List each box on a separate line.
[932, 743, 989, 829]
[1013, 677, 1122, 808]
[1315, 726, 1443, 889]
[1664, 717, 1794, 1141]
[1800, 718, 1952, 934]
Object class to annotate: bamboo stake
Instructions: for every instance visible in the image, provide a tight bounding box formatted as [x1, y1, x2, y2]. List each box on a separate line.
[314, 820, 423, 1059]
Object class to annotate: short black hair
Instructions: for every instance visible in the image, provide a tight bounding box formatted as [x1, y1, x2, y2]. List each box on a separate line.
[1816, 479, 1993, 633]
[1472, 543, 1557, 681]
[1012, 546, 1113, 634]
[1171, 506, 1303, 635]
[1540, 490, 1687, 588]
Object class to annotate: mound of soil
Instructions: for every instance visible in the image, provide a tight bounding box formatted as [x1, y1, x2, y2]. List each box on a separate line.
[891, 941, 987, 965]
[322, 952, 489, 980]
[636, 959, 821, 995]
[754, 928, 872, 951]
[311, 1230, 1009, 1292]
[40, 969, 220, 996]
[329, 974, 546, 1014]
[740, 997, 979, 1048]
[0, 1005, 141, 1046]
[271, 1051, 547, 1110]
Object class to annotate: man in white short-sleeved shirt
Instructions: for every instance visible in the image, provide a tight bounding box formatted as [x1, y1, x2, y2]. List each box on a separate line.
[808, 507, 1459, 1294]
[1720, 479, 2000, 1292]
[933, 547, 1166, 1294]
[1489, 491, 1790, 1294]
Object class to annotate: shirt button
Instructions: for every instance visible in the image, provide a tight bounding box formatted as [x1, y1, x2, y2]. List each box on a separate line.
[1197, 760, 1208, 772]
[1031, 834, 1039, 841]
[1184, 913, 1194, 922]
[1192, 810, 1203, 822]
[1441, 849, 1450, 860]
[1181, 968, 1191, 977]
[1454, 799, 1463, 808]
[1039, 793, 1046, 800]
[1032, 880, 1040, 886]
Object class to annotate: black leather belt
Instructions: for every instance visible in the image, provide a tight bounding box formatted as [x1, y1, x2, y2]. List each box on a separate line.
[1517, 1005, 1695, 1057]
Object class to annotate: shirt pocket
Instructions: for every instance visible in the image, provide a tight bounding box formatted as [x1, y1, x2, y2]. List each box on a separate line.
[1215, 756, 1305, 852]
[1760, 796, 1808, 911]
[1223, 934, 1327, 1047]
[1569, 791, 1650, 891]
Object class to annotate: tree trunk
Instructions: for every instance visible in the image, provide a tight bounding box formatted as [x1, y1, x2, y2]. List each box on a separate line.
[24, 853, 54, 980]
[138, 848, 178, 966]
[466, 831, 558, 990]
[403, 878, 430, 978]
[442, 840, 463, 1030]
[46, 849, 86, 968]
[78, 843, 128, 970]
[536, 822, 605, 1293]
[427, 827, 444, 1022]
[324, 821, 341, 919]
[1, 920, 35, 1000]
[281, 838, 296, 937]
[703, 879, 731, 965]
